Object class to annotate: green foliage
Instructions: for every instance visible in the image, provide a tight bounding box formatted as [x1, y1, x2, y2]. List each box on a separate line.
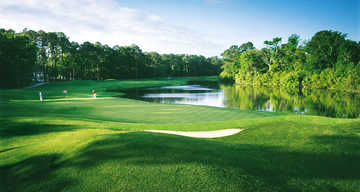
[220, 42, 255, 80]
[221, 30, 360, 92]
[238, 49, 267, 74]
[306, 30, 346, 71]
[279, 71, 302, 88]
[0, 29, 37, 88]
[1, 28, 222, 86]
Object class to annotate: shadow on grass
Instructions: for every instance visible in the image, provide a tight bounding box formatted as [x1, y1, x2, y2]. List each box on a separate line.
[0, 154, 76, 192]
[311, 135, 360, 152]
[0, 119, 77, 138]
[0, 146, 24, 154]
[67, 132, 359, 191]
[1, 132, 359, 191]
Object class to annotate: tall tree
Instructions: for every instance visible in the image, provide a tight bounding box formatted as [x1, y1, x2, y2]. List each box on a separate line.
[263, 37, 283, 72]
[305, 30, 346, 71]
[220, 42, 255, 79]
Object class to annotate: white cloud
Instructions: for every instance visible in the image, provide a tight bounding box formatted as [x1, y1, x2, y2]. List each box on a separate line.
[0, 0, 225, 56]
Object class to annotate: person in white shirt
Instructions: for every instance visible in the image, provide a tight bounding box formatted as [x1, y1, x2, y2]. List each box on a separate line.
[39, 91, 43, 102]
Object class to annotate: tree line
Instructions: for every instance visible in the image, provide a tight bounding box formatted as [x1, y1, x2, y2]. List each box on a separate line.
[220, 30, 360, 92]
[2, 28, 359, 91]
[0, 28, 222, 88]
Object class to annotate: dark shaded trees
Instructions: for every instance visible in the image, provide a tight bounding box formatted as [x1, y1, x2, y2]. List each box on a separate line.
[0, 30, 37, 88]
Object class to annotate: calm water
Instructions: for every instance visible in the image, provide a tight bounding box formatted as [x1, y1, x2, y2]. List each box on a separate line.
[123, 83, 360, 118]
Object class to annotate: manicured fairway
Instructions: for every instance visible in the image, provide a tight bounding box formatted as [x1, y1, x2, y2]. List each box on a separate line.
[1, 77, 359, 192]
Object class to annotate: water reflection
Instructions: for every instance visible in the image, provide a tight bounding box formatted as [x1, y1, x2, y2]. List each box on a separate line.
[221, 85, 360, 118]
[141, 85, 225, 107]
[124, 84, 360, 118]
[149, 85, 213, 91]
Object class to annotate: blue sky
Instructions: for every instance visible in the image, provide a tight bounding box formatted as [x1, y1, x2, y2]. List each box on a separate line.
[0, 0, 358, 56]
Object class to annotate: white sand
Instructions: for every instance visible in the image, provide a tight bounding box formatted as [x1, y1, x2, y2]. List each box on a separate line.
[145, 129, 242, 138]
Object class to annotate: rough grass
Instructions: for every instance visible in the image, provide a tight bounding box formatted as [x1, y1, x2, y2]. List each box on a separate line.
[1, 76, 359, 192]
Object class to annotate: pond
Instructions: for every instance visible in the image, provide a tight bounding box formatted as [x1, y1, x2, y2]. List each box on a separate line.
[123, 82, 360, 118]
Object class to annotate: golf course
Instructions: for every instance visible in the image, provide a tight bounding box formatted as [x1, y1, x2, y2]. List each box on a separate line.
[1, 76, 359, 192]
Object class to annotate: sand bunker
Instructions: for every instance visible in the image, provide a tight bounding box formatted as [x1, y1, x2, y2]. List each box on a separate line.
[145, 129, 242, 138]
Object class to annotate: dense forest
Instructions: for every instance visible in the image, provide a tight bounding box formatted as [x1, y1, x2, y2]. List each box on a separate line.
[0, 28, 222, 88]
[220, 31, 360, 92]
[1, 28, 359, 91]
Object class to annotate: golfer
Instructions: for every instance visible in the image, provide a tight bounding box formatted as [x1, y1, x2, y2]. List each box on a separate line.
[93, 89, 96, 98]
[39, 91, 43, 102]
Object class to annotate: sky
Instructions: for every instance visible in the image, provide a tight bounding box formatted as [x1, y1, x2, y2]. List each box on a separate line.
[0, 0, 359, 57]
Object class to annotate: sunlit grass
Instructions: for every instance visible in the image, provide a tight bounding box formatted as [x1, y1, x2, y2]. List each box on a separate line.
[1, 77, 359, 192]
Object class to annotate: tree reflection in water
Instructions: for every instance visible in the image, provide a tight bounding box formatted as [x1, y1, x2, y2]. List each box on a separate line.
[220, 84, 360, 118]
[124, 84, 360, 118]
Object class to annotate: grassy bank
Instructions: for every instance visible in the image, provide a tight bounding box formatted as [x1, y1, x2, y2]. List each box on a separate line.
[1, 77, 359, 192]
